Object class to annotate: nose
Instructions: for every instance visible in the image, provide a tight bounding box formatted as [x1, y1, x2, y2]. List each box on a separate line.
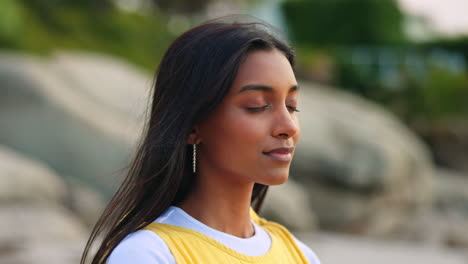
[272, 106, 300, 139]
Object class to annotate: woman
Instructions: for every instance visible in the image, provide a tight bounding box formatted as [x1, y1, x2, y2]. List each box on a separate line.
[81, 19, 321, 264]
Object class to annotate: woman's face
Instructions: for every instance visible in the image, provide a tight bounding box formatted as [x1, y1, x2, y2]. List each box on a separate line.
[196, 48, 300, 186]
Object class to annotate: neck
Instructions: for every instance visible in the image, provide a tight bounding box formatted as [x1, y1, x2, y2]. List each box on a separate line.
[178, 172, 255, 238]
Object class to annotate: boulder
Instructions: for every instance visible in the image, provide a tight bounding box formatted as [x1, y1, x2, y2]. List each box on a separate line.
[433, 168, 468, 216]
[0, 51, 151, 195]
[0, 240, 85, 264]
[0, 145, 65, 204]
[0, 51, 437, 238]
[0, 204, 87, 264]
[0, 204, 87, 243]
[415, 121, 468, 174]
[64, 178, 106, 228]
[297, 231, 468, 264]
[430, 168, 468, 249]
[262, 179, 317, 231]
[292, 82, 434, 236]
[0, 145, 89, 264]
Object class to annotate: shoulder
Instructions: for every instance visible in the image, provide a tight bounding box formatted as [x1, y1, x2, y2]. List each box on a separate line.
[292, 236, 322, 264]
[107, 229, 175, 264]
[251, 209, 321, 264]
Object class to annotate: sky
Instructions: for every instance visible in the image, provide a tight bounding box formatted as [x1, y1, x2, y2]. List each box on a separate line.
[246, 0, 468, 40]
[116, 0, 468, 38]
[398, 0, 468, 36]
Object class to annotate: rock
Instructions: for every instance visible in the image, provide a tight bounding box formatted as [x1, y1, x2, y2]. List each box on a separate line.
[414, 121, 468, 174]
[433, 168, 468, 216]
[0, 204, 88, 264]
[0, 204, 87, 243]
[0, 240, 85, 264]
[0, 145, 66, 204]
[0, 51, 151, 194]
[297, 231, 468, 264]
[0, 145, 89, 264]
[0, 50, 437, 238]
[262, 179, 317, 231]
[64, 178, 106, 228]
[292, 82, 434, 236]
[430, 168, 468, 249]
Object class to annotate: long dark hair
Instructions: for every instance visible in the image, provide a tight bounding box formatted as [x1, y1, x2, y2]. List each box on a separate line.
[81, 19, 295, 264]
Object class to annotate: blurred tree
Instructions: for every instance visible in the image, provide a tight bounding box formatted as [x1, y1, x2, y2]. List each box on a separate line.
[151, 0, 263, 15]
[0, 0, 271, 69]
[423, 36, 468, 64]
[281, 0, 468, 123]
[281, 0, 407, 46]
[420, 67, 468, 119]
[335, 48, 468, 122]
[0, 0, 24, 47]
[0, 0, 173, 70]
[152, 0, 212, 14]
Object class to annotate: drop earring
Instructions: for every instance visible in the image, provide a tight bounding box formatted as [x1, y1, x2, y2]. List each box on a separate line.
[192, 143, 197, 173]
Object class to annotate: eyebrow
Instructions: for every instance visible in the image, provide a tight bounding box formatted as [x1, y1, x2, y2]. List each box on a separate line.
[238, 84, 299, 94]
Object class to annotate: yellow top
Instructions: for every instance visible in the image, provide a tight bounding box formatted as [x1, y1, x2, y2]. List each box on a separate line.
[143, 208, 310, 263]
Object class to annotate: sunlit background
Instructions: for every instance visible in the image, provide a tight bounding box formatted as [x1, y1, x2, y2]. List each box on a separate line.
[1, 0, 467, 263]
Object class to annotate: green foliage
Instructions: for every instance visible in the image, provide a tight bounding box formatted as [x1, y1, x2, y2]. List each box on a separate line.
[281, 0, 468, 121]
[423, 36, 468, 63]
[0, 0, 25, 47]
[0, 0, 174, 71]
[152, 0, 212, 14]
[281, 0, 407, 46]
[151, 0, 264, 14]
[334, 48, 468, 121]
[420, 67, 468, 119]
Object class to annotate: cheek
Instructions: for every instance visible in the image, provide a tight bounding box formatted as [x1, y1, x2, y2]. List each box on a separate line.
[201, 108, 265, 165]
[215, 109, 264, 149]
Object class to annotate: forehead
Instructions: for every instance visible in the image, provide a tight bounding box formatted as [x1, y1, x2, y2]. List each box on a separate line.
[230, 49, 297, 94]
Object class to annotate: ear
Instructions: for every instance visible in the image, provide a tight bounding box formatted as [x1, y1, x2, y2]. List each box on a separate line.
[187, 126, 202, 145]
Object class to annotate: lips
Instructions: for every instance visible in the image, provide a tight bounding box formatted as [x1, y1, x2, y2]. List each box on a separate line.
[263, 147, 294, 162]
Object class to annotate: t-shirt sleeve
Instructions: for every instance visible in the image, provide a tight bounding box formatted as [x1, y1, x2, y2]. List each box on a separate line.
[107, 230, 176, 264]
[292, 235, 322, 264]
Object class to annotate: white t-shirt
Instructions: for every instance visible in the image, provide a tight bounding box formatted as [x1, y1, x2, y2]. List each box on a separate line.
[108, 206, 321, 264]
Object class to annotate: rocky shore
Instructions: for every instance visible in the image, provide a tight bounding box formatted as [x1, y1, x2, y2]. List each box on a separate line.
[1, 51, 467, 263]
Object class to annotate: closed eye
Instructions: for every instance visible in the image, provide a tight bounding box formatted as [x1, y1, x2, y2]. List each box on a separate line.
[287, 106, 300, 112]
[246, 105, 269, 112]
[247, 105, 300, 112]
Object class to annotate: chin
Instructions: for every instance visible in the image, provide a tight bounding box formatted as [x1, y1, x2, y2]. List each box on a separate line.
[262, 172, 289, 186]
